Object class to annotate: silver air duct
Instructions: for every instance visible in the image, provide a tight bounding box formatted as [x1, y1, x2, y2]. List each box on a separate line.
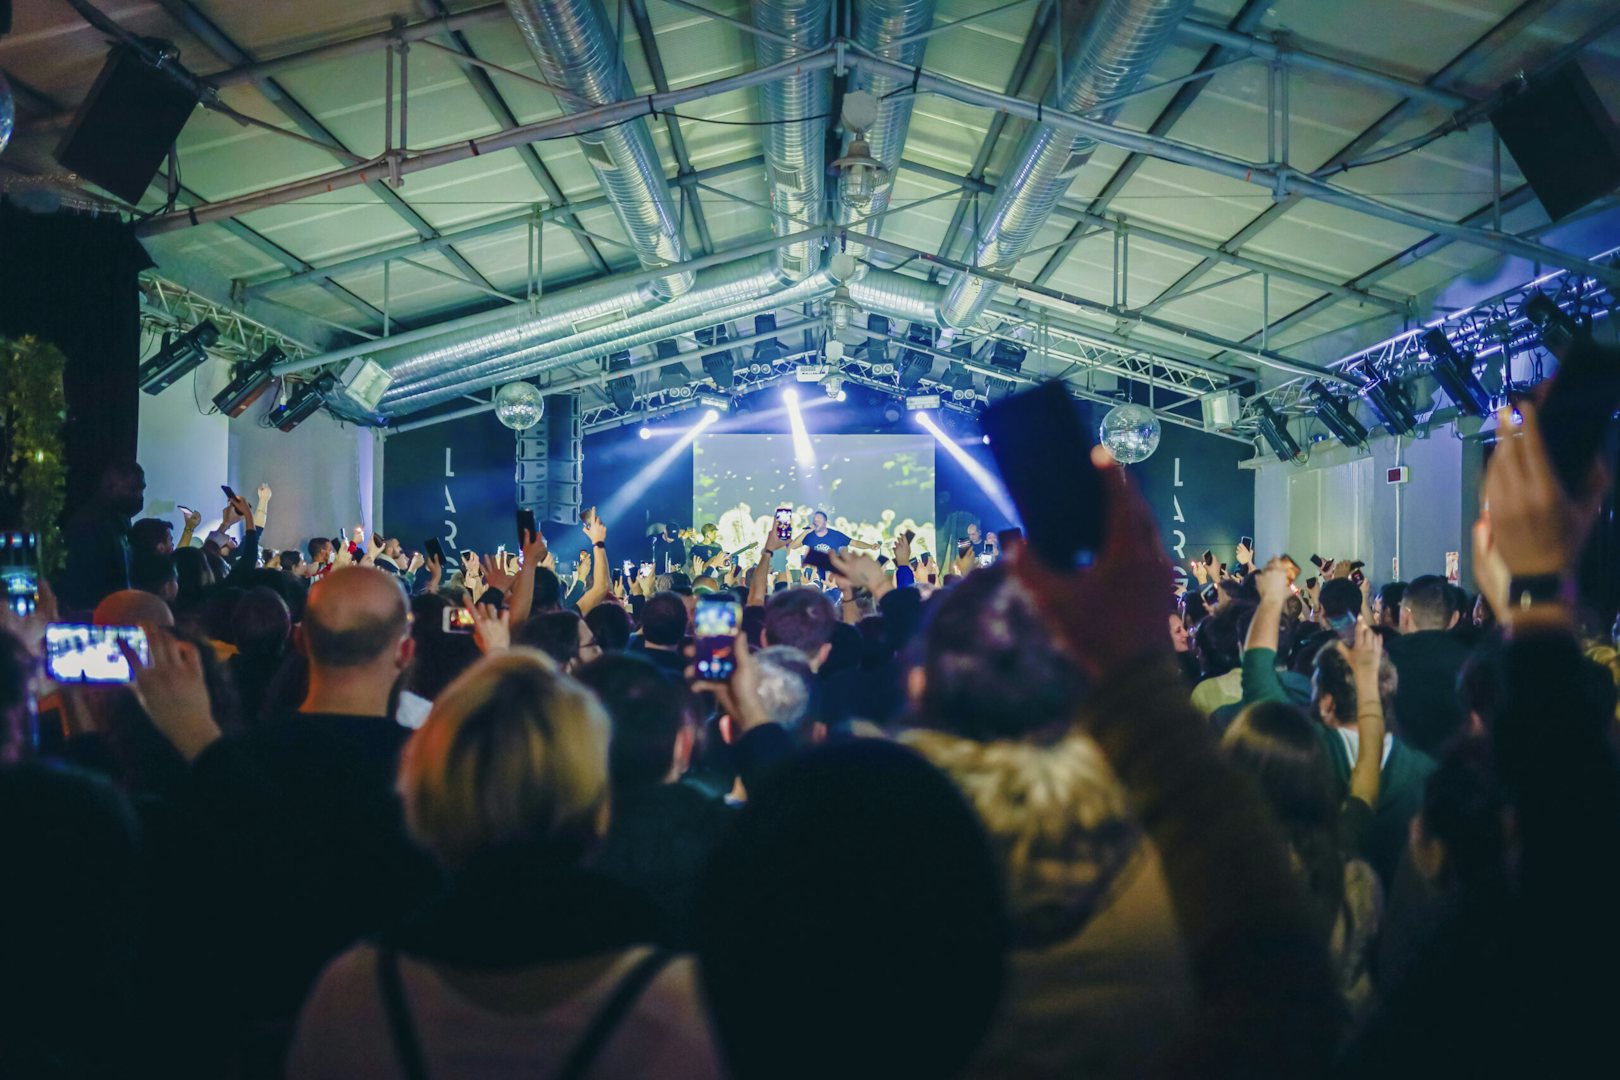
[505, 0, 693, 300]
[838, 0, 937, 261]
[753, 0, 833, 281]
[936, 0, 1195, 330]
[381, 256, 832, 415]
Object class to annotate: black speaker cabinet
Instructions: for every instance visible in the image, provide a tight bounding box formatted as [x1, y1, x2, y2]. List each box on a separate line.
[1491, 62, 1620, 223]
[55, 47, 197, 205]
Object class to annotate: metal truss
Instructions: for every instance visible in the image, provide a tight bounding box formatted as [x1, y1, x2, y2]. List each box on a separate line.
[138, 273, 316, 367]
[1235, 247, 1620, 434]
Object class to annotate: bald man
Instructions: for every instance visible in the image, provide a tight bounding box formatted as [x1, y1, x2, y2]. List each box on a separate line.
[297, 566, 414, 718]
[181, 566, 435, 1039]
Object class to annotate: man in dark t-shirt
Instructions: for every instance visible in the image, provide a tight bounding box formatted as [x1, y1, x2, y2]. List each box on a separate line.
[796, 510, 864, 554]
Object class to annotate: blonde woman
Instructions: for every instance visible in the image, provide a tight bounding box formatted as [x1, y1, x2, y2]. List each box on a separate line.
[287, 650, 721, 1080]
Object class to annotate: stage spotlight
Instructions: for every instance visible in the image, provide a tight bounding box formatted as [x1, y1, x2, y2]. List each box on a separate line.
[916, 411, 1018, 522]
[900, 324, 935, 388]
[269, 374, 333, 433]
[1362, 378, 1419, 437]
[139, 319, 220, 395]
[606, 352, 636, 412]
[905, 392, 942, 411]
[1307, 380, 1368, 448]
[1522, 291, 1583, 359]
[990, 340, 1027, 372]
[1422, 329, 1490, 417]
[212, 344, 282, 417]
[697, 390, 731, 412]
[881, 400, 903, 424]
[836, 390, 847, 402]
[784, 386, 815, 464]
[1252, 397, 1302, 462]
[638, 425, 651, 440]
[981, 433, 991, 445]
[334, 357, 393, 414]
[753, 314, 783, 366]
[696, 326, 735, 388]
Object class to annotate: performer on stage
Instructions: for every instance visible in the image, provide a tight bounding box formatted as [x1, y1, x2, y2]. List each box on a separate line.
[794, 510, 878, 554]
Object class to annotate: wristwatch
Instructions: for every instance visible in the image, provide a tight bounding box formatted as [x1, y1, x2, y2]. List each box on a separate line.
[593, 541, 607, 550]
[1508, 574, 1565, 610]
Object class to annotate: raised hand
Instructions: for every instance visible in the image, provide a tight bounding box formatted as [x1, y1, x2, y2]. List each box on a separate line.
[685, 632, 769, 737]
[425, 551, 443, 590]
[183, 506, 202, 531]
[467, 600, 510, 655]
[257, 484, 273, 503]
[121, 627, 221, 762]
[481, 553, 515, 592]
[407, 551, 425, 575]
[1484, 401, 1605, 581]
[520, 526, 549, 570]
[828, 550, 886, 595]
[583, 509, 607, 546]
[1255, 558, 1290, 605]
[1014, 446, 1172, 681]
[1189, 558, 1209, 586]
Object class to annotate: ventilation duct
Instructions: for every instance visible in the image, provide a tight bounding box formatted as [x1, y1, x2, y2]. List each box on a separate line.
[753, 0, 833, 282]
[838, 0, 938, 262]
[380, 255, 832, 414]
[936, 0, 1196, 329]
[504, 0, 692, 300]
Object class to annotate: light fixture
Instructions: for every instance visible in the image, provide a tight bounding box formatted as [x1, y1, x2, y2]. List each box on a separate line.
[905, 392, 942, 411]
[796, 363, 830, 382]
[139, 320, 219, 395]
[1521, 291, 1582, 359]
[212, 344, 282, 417]
[900, 324, 934, 388]
[494, 381, 546, 431]
[823, 374, 845, 399]
[334, 357, 393, 414]
[990, 340, 1027, 372]
[697, 390, 732, 412]
[753, 314, 783, 366]
[833, 90, 889, 211]
[1252, 397, 1302, 462]
[696, 327, 735, 388]
[1307, 380, 1368, 447]
[606, 352, 636, 412]
[1362, 377, 1419, 437]
[638, 424, 652, 440]
[269, 374, 333, 433]
[1422, 329, 1490, 417]
[659, 363, 692, 398]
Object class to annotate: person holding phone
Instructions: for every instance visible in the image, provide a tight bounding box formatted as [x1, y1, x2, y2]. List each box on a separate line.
[59, 460, 147, 613]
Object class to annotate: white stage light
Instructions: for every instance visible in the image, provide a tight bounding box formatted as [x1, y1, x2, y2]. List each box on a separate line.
[638, 425, 651, 440]
[782, 387, 799, 405]
[703, 409, 720, 424]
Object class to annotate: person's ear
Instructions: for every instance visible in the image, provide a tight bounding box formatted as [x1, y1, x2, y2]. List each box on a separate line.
[396, 634, 416, 672]
[1446, 610, 1460, 630]
[1318, 691, 1338, 725]
[907, 666, 926, 704]
[1398, 607, 1413, 633]
[292, 623, 309, 658]
[815, 642, 831, 668]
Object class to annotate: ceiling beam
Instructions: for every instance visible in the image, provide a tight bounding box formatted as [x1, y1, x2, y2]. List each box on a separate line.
[627, 0, 715, 257]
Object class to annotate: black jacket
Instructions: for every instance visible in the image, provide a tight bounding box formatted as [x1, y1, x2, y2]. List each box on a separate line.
[1385, 630, 1472, 755]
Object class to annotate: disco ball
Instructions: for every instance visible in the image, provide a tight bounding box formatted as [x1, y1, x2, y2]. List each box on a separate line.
[1098, 402, 1160, 464]
[494, 381, 545, 430]
[0, 70, 13, 158]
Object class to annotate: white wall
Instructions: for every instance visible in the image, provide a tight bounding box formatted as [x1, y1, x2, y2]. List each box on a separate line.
[1251, 420, 1481, 591]
[138, 354, 375, 554]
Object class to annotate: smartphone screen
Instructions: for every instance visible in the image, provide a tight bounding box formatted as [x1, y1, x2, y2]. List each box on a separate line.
[45, 624, 149, 684]
[639, 561, 654, 577]
[1201, 549, 1213, 565]
[1310, 554, 1324, 568]
[622, 560, 634, 578]
[424, 537, 445, 563]
[774, 507, 793, 543]
[1240, 536, 1254, 550]
[221, 485, 237, 502]
[694, 596, 742, 680]
[976, 553, 994, 568]
[442, 607, 475, 634]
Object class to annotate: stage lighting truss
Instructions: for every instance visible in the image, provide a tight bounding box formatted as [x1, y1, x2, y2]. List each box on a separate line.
[1240, 244, 1618, 437]
[1306, 380, 1369, 448]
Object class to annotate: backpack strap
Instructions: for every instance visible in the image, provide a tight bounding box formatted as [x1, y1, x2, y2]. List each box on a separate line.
[375, 945, 432, 1080]
[554, 949, 674, 1080]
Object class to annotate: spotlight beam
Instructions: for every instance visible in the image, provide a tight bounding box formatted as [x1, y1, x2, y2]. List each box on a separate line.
[601, 409, 718, 522]
[916, 412, 1017, 523]
[783, 387, 815, 465]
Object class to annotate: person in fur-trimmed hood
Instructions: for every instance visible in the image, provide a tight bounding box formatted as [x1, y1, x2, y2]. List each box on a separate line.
[899, 565, 1197, 1080]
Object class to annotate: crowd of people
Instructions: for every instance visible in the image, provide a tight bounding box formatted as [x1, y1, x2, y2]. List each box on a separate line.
[2, 395, 1619, 1079]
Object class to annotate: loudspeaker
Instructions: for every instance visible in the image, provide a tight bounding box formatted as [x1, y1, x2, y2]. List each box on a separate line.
[515, 394, 583, 526]
[1491, 62, 1620, 223]
[56, 47, 197, 204]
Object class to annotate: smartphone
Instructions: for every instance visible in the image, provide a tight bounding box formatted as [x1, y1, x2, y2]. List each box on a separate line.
[774, 507, 793, 543]
[1201, 549, 1214, 565]
[977, 553, 994, 568]
[1350, 569, 1366, 587]
[221, 485, 237, 502]
[903, 529, 916, 543]
[958, 540, 973, 557]
[424, 537, 445, 563]
[176, 504, 194, 518]
[984, 382, 1107, 569]
[1310, 554, 1324, 568]
[45, 624, 149, 684]
[803, 548, 834, 574]
[694, 595, 743, 680]
[442, 607, 475, 634]
[622, 560, 634, 578]
[1, 532, 39, 618]
[1201, 584, 1219, 603]
[1240, 535, 1253, 550]
[639, 561, 654, 577]
[1305, 576, 1319, 590]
